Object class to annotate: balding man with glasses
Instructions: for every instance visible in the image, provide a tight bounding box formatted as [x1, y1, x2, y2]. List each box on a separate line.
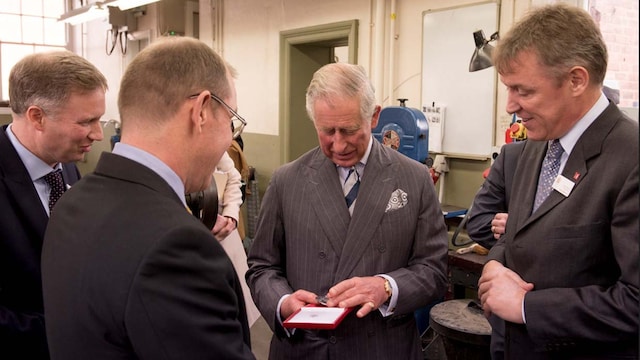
[41, 37, 255, 359]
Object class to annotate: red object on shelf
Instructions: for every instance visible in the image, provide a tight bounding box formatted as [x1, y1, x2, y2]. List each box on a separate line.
[430, 167, 440, 184]
[506, 121, 527, 143]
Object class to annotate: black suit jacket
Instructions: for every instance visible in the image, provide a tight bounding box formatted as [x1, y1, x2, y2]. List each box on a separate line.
[42, 152, 254, 359]
[0, 124, 80, 359]
[466, 141, 526, 249]
[488, 103, 639, 359]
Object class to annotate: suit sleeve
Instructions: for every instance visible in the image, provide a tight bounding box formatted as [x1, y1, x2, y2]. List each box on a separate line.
[125, 225, 254, 359]
[466, 147, 510, 249]
[385, 163, 450, 315]
[245, 172, 291, 336]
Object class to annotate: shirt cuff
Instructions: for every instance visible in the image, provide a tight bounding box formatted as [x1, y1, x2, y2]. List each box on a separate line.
[277, 294, 295, 336]
[375, 274, 398, 316]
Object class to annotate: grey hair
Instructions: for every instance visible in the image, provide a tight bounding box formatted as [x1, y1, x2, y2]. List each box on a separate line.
[305, 63, 376, 123]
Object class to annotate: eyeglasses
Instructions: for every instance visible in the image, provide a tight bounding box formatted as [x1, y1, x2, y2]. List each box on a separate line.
[188, 91, 247, 139]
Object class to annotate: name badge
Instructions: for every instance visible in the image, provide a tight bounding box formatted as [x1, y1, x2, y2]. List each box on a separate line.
[552, 175, 574, 197]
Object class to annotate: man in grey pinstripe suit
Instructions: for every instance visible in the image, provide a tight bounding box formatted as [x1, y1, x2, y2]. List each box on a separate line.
[247, 63, 449, 359]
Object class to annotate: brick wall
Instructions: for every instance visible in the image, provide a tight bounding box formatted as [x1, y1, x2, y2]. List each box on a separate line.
[591, 0, 639, 107]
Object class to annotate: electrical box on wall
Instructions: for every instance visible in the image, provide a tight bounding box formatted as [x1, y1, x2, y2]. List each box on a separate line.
[109, 6, 138, 32]
[157, 0, 188, 36]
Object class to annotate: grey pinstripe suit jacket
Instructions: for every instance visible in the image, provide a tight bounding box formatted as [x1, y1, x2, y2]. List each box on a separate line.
[247, 139, 449, 360]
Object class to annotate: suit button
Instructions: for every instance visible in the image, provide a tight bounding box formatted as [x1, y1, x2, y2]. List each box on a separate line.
[378, 246, 386, 252]
[319, 251, 327, 259]
[329, 336, 337, 344]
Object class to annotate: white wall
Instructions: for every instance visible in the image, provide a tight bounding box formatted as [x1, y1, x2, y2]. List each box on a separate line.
[73, 0, 542, 169]
[221, 0, 372, 136]
[221, 0, 494, 137]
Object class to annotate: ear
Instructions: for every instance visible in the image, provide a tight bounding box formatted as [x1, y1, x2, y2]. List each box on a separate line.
[370, 105, 382, 129]
[568, 65, 590, 96]
[25, 106, 46, 131]
[190, 91, 211, 134]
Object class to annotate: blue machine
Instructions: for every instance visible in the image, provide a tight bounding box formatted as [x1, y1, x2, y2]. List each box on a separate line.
[374, 100, 437, 340]
[372, 99, 429, 165]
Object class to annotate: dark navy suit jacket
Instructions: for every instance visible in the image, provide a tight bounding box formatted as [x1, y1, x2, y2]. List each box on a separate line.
[0, 124, 81, 359]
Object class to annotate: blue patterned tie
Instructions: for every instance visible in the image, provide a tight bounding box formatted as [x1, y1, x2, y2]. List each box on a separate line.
[43, 169, 65, 212]
[533, 140, 563, 212]
[343, 166, 360, 215]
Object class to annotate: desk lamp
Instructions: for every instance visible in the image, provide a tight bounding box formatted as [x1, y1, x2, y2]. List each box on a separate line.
[469, 30, 499, 72]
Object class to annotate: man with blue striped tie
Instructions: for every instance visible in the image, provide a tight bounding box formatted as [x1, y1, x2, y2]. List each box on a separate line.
[247, 62, 449, 360]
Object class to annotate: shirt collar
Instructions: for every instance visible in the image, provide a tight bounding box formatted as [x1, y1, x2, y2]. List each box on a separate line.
[5, 123, 62, 181]
[559, 93, 609, 155]
[112, 142, 187, 206]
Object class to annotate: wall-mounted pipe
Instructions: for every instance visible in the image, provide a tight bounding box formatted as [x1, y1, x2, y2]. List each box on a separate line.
[387, 0, 396, 107]
[371, 0, 385, 105]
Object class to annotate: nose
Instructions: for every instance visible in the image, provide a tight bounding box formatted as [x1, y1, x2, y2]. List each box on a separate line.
[331, 132, 349, 153]
[505, 90, 522, 115]
[89, 121, 104, 141]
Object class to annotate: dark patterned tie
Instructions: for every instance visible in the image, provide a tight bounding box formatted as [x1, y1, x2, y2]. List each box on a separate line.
[343, 166, 360, 215]
[533, 140, 563, 212]
[43, 169, 65, 212]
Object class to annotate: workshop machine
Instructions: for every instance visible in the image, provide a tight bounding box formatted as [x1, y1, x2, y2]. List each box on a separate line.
[373, 98, 430, 166]
[373, 99, 438, 338]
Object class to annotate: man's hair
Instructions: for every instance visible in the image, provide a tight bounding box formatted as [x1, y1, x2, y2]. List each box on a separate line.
[493, 3, 608, 86]
[305, 63, 376, 123]
[9, 50, 108, 116]
[118, 36, 230, 127]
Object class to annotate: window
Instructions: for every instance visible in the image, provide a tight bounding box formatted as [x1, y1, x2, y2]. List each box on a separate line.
[536, 0, 639, 109]
[587, 0, 639, 108]
[0, 1, 66, 101]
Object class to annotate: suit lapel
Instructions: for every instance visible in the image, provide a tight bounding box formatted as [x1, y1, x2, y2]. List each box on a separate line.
[335, 141, 396, 280]
[509, 140, 545, 232]
[0, 127, 49, 237]
[517, 103, 619, 230]
[305, 150, 352, 256]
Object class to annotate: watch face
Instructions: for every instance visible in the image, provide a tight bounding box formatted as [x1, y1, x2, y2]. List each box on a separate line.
[384, 279, 392, 296]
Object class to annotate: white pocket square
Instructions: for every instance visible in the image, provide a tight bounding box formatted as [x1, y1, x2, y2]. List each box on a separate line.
[385, 189, 408, 212]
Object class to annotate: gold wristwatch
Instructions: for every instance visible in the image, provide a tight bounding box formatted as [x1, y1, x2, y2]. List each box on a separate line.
[383, 278, 392, 300]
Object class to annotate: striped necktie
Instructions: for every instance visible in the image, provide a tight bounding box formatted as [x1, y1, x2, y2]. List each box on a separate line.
[343, 166, 360, 215]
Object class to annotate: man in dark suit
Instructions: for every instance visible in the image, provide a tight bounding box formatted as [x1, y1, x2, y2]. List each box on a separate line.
[477, 4, 638, 359]
[246, 63, 449, 360]
[42, 37, 254, 359]
[0, 51, 107, 359]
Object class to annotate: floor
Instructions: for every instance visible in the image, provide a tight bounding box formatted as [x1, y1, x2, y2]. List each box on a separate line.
[250, 316, 272, 360]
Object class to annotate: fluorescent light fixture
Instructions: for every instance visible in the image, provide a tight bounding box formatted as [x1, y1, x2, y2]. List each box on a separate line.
[104, 0, 161, 11]
[58, 3, 109, 25]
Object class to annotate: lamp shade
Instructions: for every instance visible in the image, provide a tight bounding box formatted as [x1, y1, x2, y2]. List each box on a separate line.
[469, 30, 496, 72]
